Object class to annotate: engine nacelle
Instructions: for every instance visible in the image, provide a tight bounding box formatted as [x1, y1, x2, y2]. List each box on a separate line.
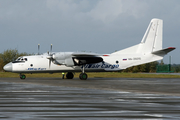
[65, 58, 75, 67]
[53, 58, 74, 67]
[51, 52, 75, 67]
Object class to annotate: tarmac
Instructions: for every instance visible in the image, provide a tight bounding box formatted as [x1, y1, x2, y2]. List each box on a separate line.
[0, 77, 180, 119]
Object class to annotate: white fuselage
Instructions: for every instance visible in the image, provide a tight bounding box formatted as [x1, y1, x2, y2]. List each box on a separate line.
[10, 52, 162, 73]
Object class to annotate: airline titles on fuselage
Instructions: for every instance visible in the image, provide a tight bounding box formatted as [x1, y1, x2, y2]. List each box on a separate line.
[83, 63, 119, 69]
[28, 68, 46, 70]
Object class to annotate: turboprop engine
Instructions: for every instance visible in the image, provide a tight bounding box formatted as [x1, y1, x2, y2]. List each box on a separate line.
[50, 52, 75, 67]
[48, 52, 103, 67]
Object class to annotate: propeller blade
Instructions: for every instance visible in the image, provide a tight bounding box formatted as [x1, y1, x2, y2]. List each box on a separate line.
[50, 44, 52, 53]
[38, 44, 40, 55]
[47, 55, 52, 68]
[49, 58, 51, 68]
[47, 44, 53, 68]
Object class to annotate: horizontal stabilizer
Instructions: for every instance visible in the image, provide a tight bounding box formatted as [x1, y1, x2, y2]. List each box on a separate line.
[152, 47, 175, 55]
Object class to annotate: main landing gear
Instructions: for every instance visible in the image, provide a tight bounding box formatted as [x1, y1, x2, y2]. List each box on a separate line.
[66, 72, 74, 79]
[79, 65, 88, 80]
[79, 73, 88, 80]
[64, 72, 87, 80]
[63, 72, 88, 80]
[65, 65, 88, 80]
[20, 74, 26, 79]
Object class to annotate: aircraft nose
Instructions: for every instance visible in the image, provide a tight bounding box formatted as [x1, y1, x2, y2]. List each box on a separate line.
[3, 62, 12, 72]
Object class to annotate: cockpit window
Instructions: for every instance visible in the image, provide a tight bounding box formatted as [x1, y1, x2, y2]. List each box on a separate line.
[16, 57, 21, 61]
[15, 57, 28, 61]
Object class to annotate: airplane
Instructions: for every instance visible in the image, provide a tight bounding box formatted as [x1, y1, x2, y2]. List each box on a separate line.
[3, 18, 175, 80]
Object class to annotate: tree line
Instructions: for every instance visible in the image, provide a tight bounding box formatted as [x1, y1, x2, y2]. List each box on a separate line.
[122, 61, 159, 73]
[0, 49, 179, 73]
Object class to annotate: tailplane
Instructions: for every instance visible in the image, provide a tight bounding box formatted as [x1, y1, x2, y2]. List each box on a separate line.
[152, 47, 175, 55]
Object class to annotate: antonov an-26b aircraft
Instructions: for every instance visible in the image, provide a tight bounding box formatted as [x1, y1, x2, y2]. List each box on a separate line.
[3, 18, 175, 80]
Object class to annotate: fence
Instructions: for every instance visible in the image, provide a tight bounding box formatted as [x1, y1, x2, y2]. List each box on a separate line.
[156, 64, 174, 73]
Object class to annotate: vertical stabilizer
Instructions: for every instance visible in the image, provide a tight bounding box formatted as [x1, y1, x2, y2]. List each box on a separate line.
[138, 19, 163, 54]
[112, 19, 163, 55]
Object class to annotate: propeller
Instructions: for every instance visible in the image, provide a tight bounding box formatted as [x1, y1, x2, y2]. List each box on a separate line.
[38, 44, 40, 55]
[47, 44, 54, 68]
[50, 44, 52, 53]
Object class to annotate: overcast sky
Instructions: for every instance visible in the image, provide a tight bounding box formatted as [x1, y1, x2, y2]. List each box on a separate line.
[0, 0, 179, 63]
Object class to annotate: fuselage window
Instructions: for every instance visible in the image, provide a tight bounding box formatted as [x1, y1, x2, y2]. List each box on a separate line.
[24, 58, 27, 61]
[116, 61, 119, 64]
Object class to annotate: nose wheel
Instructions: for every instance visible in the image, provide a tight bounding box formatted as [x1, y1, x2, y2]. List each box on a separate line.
[20, 74, 26, 79]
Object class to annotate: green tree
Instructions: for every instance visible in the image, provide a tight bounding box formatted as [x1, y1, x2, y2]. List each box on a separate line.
[149, 61, 158, 72]
[122, 61, 159, 73]
[1, 49, 19, 64]
[139, 64, 147, 72]
[0, 53, 4, 72]
[132, 66, 139, 73]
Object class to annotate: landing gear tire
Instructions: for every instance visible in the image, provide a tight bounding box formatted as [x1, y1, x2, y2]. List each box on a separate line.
[66, 72, 74, 79]
[79, 73, 88, 80]
[20, 74, 26, 79]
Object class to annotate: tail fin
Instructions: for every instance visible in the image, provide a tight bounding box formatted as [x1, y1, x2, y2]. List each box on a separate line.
[138, 18, 163, 53]
[112, 18, 163, 55]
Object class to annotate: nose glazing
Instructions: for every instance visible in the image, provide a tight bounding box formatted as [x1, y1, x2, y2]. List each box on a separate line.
[3, 62, 12, 72]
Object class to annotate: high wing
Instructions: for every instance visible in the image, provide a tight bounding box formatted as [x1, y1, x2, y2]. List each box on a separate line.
[72, 52, 101, 56]
[72, 52, 103, 66]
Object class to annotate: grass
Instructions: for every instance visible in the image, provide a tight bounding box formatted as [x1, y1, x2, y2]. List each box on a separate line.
[0, 72, 180, 78]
